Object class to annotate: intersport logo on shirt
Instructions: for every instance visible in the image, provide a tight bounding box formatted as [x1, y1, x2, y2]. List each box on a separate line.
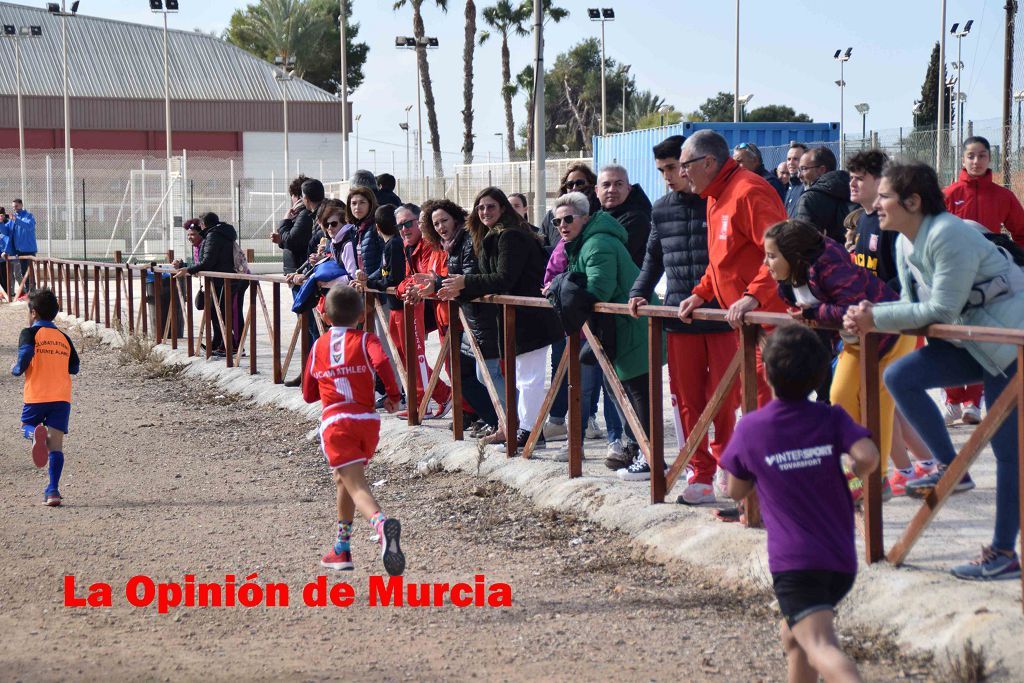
[764, 445, 833, 471]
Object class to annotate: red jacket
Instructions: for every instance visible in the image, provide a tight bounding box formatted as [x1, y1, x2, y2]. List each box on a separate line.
[398, 238, 449, 327]
[692, 158, 787, 313]
[944, 168, 1024, 246]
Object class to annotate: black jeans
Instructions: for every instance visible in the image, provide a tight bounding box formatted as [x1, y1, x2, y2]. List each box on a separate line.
[459, 351, 499, 427]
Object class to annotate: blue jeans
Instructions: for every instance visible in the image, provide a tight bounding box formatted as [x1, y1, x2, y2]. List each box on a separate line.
[884, 339, 1020, 552]
[476, 356, 506, 411]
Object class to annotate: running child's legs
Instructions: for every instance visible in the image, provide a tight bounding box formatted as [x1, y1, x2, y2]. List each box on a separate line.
[784, 611, 862, 683]
[333, 464, 381, 524]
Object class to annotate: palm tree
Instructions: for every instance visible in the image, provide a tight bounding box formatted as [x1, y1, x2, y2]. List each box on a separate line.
[513, 64, 534, 157]
[393, 0, 448, 180]
[462, 1, 477, 165]
[479, 2, 528, 159]
[226, 0, 326, 76]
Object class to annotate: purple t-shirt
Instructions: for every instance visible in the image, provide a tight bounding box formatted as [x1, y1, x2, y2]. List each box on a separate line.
[720, 398, 870, 575]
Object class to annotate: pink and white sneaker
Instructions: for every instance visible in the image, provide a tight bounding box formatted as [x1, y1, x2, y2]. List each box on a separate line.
[320, 548, 354, 571]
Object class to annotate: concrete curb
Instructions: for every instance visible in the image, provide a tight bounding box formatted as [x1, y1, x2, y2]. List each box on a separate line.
[64, 313, 1023, 679]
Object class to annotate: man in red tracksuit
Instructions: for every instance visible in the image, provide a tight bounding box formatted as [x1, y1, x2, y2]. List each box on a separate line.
[940, 135, 1024, 425]
[676, 130, 788, 408]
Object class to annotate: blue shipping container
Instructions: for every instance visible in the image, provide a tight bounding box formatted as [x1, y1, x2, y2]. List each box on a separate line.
[592, 122, 839, 205]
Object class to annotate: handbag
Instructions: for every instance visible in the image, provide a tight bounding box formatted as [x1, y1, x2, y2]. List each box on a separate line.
[195, 286, 205, 310]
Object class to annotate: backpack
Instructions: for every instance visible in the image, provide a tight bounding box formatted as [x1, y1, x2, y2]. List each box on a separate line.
[231, 240, 250, 274]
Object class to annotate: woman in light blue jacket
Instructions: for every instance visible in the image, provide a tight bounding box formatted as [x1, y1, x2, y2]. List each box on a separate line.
[845, 162, 1022, 581]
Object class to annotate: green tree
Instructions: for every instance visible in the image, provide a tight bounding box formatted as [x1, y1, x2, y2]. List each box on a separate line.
[745, 104, 811, 123]
[480, 1, 530, 159]
[393, 0, 448, 179]
[687, 91, 735, 122]
[635, 106, 681, 130]
[225, 0, 369, 96]
[462, 1, 477, 164]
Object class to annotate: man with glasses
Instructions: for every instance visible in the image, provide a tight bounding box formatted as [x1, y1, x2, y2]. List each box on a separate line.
[596, 164, 652, 268]
[784, 142, 808, 217]
[732, 142, 786, 201]
[793, 146, 855, 243]
[676, 130, 787, 407]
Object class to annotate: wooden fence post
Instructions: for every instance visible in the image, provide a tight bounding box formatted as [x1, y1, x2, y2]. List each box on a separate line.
[860, 332, 884, 563]
[449, 300, 464, 441]
[404, 302, 420, 426]
[567, 333, 583, 478]
[740, 323, 762, 527]
[503, 305, 518, 455]
[648, 317, 666, 504]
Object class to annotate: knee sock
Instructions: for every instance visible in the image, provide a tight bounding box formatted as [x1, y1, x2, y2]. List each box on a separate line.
[334, 520, 352, 554]
[369, 511, 387, 536]
[47, 451, 64, 493]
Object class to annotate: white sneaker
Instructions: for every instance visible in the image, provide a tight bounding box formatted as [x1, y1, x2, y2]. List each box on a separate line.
[542, 421, 568, 442]
[553, 445, 569, 462]
[585, 416, 605, 440]
[942, 402, 962, 426]
[604, 439, 630, 470]
[713, 468, 729, 498]
[677, 482, 716, 506]
[961, 404, 982, 425]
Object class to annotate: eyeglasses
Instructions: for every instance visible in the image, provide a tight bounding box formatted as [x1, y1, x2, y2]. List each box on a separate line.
[565, 179, 588, 189]
[679, 155, 708, 169]
[398, 219, 416, 229]
[798, 164, 824, 172]
[551, 214, 579, 227]
[325, 219, 342, 228]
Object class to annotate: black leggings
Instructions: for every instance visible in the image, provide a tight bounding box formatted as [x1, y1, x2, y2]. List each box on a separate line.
[609, 373, 651, 444]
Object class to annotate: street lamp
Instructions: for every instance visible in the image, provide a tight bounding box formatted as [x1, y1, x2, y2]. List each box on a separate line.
[912, 100, 923, 128]
[149, 0, 178, 252]
[338, 0, 349, 178]
[47, 0, 80, 254]
[737, 93, 753, 122]
[274, 54, 296, 195]
[494, 132, 505, 163]
[945, 75, 958, 135]
[368, 148, 376, 174]
[657, 105, 669, 127]
[587, 8, 614, 137]
[396, 35, 438, 181]
[733, 0, 740, 122]
[854, 102, 869, 141]
[400, 104, 412, 183]
[354, 114, 361, 169]
[834, 47, 852, 168]
[950, 19, 973, 150]
[3, 24, 43, 203]
[619, 64, 630, 132]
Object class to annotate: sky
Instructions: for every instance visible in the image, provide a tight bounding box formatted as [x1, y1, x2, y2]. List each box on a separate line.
[34, 0, 1010, 170]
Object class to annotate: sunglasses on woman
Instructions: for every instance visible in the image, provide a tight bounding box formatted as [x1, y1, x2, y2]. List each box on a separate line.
[565, 179, 588, 189]
[325, 219, 342, 229]
[551, 215, 579, 227]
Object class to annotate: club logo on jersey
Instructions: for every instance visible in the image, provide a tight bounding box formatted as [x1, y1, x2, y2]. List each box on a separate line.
[869, 233, 878, 252]
[331, 330, 346, 366]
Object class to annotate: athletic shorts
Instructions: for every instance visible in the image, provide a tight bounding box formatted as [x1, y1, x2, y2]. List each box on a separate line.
[21, 401, 72, 435]
[772, 570, 855, 628]
[319, 413, 380, 469]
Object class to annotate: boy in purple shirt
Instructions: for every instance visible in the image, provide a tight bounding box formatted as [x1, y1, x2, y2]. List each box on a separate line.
[721, 324, 878, 683]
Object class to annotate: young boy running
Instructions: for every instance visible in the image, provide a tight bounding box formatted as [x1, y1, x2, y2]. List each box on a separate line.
[303, 284, 406, 576]
[10, 289, 80, 506]
[721, 324, 877, 683]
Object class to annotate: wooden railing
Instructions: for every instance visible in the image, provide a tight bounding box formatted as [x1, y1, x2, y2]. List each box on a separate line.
[4, 253, 1022, 607]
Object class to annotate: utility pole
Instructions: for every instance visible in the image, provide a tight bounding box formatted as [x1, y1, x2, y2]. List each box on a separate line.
[532, 0, 546, 225]
[339, 0, 349, 179]
[1003, 0, 1017, 188]
[937, 0, 948, 174]
[734, 0, 740, 122]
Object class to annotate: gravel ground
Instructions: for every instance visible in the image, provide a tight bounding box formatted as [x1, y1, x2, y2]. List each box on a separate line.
[0, 304, 939, 682]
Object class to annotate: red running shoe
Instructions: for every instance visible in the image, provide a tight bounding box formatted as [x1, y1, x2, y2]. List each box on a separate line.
[31, 424, 48, 468]
[320, 548, 354, 571]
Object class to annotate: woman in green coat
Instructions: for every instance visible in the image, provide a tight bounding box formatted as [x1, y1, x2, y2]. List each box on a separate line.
[552, 192, 662, 481]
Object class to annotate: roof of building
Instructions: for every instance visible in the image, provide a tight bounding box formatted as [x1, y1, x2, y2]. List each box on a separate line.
[0, 1, 336, 103]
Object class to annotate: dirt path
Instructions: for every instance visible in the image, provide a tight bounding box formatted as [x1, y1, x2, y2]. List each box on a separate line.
[0, 304, 936, 682]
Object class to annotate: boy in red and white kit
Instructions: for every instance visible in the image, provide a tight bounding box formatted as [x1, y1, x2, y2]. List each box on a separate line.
[303, 284, 406, 576]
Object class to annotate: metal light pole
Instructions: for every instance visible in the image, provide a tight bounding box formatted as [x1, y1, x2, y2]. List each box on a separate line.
[1015, 91, 1024, 165]
[396, 36, 438, 183]
[339, 0, 349, 178]
[950, 20, 973, 151]
[734, 0, 740, 122]
[401, 104, 412, 182]
[532, 0, 546, 226]
[737, 93, 753, 122]
[369, 148, 376, 174]
[854, 102, 870, 142]
[588, 9, 614, 137]
[4, 25, 42, 203]
[275, 55, 295, 194]
[937, 0, 948, 173]
[495, 132, 504, 163]
[150, 1, 178, 252]
[48, 1, 80, 252]
[834, 47, 852, 168]
[354, 114, 361, 168]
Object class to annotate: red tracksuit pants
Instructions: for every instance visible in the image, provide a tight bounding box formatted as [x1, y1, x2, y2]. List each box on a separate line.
[388, 305, 451, 406]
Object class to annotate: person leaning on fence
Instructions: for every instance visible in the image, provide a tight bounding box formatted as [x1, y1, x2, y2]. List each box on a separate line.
[272, 174, 311, 275]
[939, 136, 1024, 427]
[732, 142, 787, 202]
[844, 161, 1023, 581]
[0, 199, 37, 299]
[763, 219, 917, 503]
[721, 324, 874, 683]
[784, 142, 809, 217]
[628, 134, 738, 505]
[302, 284, 405, 577]
[437, 187, 564, 453]
[411, 200, 501, 437]
[0, 206, 10, 297]
[288, 200, 354, 329]
[173, 211, 238, 358]
[540, 163, 600, 249]
[549, 191, 660, 477]
[676, 129, 788, 407]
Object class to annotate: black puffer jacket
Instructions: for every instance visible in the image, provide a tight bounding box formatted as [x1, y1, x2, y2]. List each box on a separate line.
[188, 222, 237, 275]
[356, 219, 384, 274]
[461, 226, 564, 355]
[606, 183, 653, 268]
[442, 229, 500, 359]
[757, 165, 787, 202]
[793, 170, 856, 244]
[277, 206, 313, 274]
[629, 191, 731, 334]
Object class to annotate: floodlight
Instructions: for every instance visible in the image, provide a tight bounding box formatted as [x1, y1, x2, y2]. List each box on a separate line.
[3, 25, 15, 35]
[19, 26, 29, 35]
[854, 103, 870, 114]
[587, 8, 600, 19]
[30, 25, 42, 35]
[165, 0, 178, 9]
[833, 49, 841, 59]
[70, 1, 79, 13]
[844, 47, 852, 58]
[47, 3, 60, 13]
[950, 22, 959, 34]
[602, 8, 614, 18]
[427, 36, 438, 47]
[149, 0, 162, 10]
